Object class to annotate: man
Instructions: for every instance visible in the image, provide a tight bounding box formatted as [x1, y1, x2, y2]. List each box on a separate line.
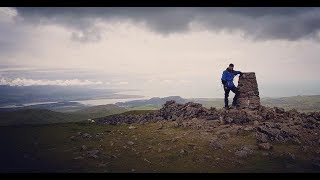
[221, 63, 243, 109]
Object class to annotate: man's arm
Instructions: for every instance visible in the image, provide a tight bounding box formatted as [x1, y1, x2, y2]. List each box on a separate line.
[234, 70, 242, 75]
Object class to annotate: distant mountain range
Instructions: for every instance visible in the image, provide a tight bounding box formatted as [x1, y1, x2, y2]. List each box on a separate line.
[116, 95, 320, 112]
[1, 95, 320, 126]
[261, 95, 320, 112]
[115, 96, 187, 107]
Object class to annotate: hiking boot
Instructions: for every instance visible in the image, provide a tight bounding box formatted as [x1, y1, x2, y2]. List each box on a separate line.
[224, 106, 230, 110]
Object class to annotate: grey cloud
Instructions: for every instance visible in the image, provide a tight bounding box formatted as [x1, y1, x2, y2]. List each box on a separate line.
[14, 7, 320, 41]
[71, 27, 102, 42]
[0, 20, 30, 54]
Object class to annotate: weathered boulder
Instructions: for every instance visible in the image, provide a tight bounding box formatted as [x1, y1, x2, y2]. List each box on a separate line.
[274, 107, 285, 114]
[258, 106, 276, 120]
[223, 109, 250, 124]
[235, 145, 255, 158]
[258, 143, 273, 150]
[209, 139, 224, 150]
[256, 122, 299, 142]
[158, 101, 221, 121]
[81, 145, 88, 151]
[82, 133, 92, 138]
[256, 131, 269, 143]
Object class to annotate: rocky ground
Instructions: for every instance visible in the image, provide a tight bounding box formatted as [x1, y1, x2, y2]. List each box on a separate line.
[96, 100, 320, 148]
[0, 100, 319, 172]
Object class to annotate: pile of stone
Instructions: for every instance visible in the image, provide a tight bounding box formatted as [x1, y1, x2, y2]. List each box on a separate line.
[95, 99, 320, 147]
[237, 72, 260, 109]
[158, 101, 220, 121]
[96, 99, 320, 127]
[96, 101, 221, 125]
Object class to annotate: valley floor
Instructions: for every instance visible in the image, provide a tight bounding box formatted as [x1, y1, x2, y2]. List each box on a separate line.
[0, 121, 319, 173]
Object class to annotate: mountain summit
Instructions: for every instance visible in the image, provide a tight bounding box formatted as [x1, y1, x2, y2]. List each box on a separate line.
[96, 72, 320, 158]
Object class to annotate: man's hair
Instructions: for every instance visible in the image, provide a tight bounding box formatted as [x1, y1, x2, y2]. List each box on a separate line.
[229, 63, 234, 67]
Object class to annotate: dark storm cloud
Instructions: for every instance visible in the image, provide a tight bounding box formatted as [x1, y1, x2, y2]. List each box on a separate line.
[14, 7, 320, 41]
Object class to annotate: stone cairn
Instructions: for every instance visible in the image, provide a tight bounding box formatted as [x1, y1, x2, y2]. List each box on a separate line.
[237, 72, 260, 109]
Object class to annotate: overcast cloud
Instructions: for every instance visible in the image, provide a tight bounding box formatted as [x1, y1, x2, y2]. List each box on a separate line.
[14, 7, 320, 41]
[0, 7, 320, 98]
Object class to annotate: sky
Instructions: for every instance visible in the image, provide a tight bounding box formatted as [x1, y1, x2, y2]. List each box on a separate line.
[0, 7, 320, 98]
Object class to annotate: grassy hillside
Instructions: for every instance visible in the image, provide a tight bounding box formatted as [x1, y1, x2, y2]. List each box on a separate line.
[0, 109, 86, 126]
[0, 121, 318, 172]
[0, 104, 128, 126]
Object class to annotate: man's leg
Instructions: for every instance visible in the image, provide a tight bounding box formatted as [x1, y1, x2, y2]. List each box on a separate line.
[231, 87, 239, 106]
[224, 88, 230, 108]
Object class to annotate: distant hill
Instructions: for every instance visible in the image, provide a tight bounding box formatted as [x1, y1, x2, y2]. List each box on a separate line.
[126, 104, 161, 111]
[72, 104, 127, 119]
[261, 95, 320, 112]
[115, 96, 187, 107]
[0, 104, 128, 126]
[0, 109, 86, 126]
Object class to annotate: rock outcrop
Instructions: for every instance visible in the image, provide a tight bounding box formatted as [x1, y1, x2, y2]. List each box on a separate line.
[95, 99, 320, 146]
[96, 101, 221, 125]
[96, 100, 319, 126]
[158, 101, 220, 121]
[237, 72, 260, 109]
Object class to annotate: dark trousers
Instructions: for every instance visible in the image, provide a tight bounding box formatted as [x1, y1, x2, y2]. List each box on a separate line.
[224, 86, 239, 107]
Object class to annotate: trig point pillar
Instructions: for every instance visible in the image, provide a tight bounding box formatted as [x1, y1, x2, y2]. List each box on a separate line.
[237, 72, 260, 109]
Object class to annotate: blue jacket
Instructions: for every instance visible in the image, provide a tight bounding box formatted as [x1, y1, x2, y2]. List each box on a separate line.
[221, 69, 241, 88]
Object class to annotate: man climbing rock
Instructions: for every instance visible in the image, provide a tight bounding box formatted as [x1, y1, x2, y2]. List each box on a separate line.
[221, 63, 242, 109]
